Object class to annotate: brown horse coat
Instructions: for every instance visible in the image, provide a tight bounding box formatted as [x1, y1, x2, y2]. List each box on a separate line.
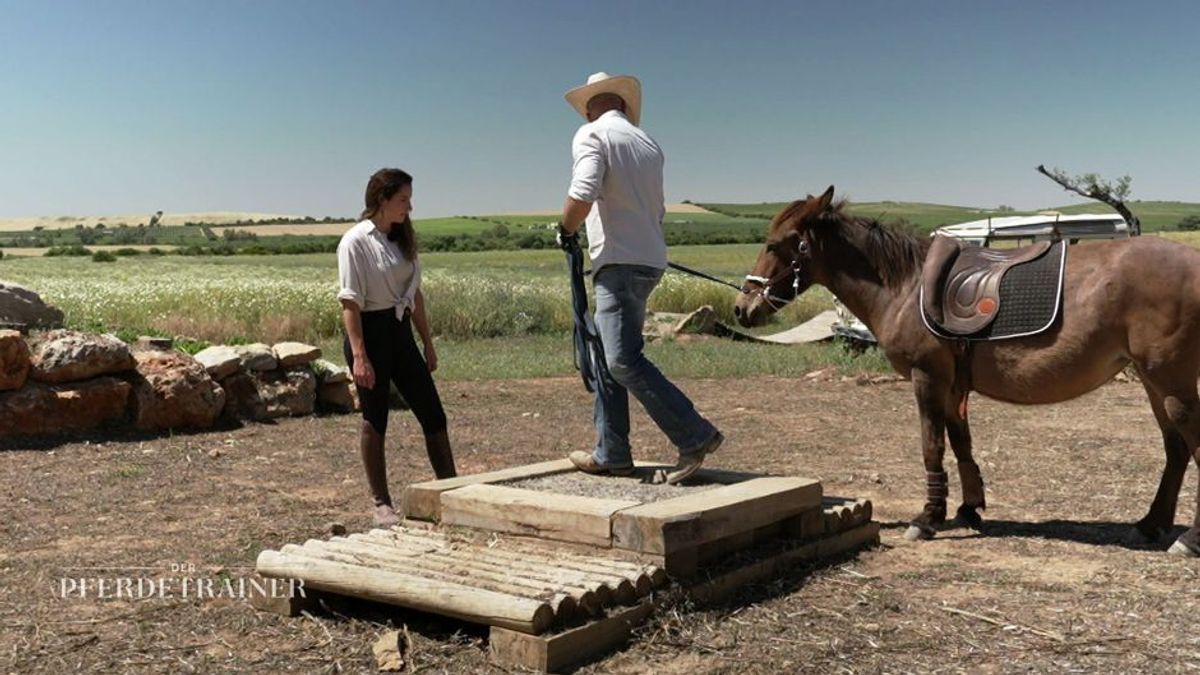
[735, 187, 1200, 554]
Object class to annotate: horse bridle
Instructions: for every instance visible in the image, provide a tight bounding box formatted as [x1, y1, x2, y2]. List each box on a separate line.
[741, 238, 809, 311]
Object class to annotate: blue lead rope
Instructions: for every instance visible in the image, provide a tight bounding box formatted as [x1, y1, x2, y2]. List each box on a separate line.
[563, 237, 617, 402]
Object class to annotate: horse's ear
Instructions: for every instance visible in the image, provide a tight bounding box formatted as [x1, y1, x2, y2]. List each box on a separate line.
[816, 186, 835, 211]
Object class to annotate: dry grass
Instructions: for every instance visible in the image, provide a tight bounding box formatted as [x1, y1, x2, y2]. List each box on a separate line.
[0, 212, 299, 232]
[3, 376, 1198, 672]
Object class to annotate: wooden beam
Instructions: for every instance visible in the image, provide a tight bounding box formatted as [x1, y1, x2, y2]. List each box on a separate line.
[611, 477, 822, 555]
[257, 549, 555, 634]
[490, 600, 654, 672]
[400, 459, 576, 521]
[440, 484, 639, 548]
[686, 522, 880, 605]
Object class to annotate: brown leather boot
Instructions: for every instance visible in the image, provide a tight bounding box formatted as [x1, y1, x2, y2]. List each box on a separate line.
[359, 421, 396, 520]
[424, 429, 457, 479]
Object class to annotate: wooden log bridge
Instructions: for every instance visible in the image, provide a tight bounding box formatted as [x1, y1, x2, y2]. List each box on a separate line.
[255, 526, 664, 635]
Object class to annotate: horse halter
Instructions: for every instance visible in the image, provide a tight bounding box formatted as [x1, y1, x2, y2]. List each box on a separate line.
[742, 239, 809, 311]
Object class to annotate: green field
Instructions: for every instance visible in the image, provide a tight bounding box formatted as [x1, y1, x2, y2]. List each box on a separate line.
[0, 244, 842, 379]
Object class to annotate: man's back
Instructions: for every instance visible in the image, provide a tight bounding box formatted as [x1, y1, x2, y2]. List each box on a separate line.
[569, 110, 667, 272]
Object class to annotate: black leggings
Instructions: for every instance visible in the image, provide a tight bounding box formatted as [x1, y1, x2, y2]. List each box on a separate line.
[344, 309, 447, 437]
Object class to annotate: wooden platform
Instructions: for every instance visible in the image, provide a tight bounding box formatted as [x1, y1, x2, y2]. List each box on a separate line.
[257, 526, 664, 634]
[257, 462, 879, 672]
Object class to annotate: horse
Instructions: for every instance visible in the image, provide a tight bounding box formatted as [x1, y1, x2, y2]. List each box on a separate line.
[734, 186, 1200, 555]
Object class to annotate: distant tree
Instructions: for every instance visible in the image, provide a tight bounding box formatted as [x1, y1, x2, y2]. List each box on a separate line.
[1036, 165, 1140, 235]
[996, 205, 1015, 212]
[1178, 215, 1200, 231]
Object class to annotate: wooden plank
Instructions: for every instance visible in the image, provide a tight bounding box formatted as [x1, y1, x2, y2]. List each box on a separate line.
[401, 459, 575, 521]
[490, 600, 654, 672]
[611, 477, 822, 555]
[441, 484, 640, 548]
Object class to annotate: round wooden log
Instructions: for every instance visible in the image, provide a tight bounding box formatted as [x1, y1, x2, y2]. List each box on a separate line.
[394, 537, 640, 603]
[303, 540, 582, 619]
[357, 531, 621, 592]
[856, 499, 873, 524]
[322, 538, 603, 616]
[386, 522, 668, 587]
[256, 549, 554, 634]
[365, 528, 656, 600]
[381, 525, 662, 584]
[286, 543, 579, 621]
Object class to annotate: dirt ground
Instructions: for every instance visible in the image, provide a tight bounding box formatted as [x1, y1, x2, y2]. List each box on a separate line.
[4, 375, 1200, 673]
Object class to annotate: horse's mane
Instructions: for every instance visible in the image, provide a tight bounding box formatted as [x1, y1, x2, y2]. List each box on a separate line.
[824, 201, 931, 289]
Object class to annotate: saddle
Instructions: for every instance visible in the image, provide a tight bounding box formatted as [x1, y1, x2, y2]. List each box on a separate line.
[920, 235, 1064, 339]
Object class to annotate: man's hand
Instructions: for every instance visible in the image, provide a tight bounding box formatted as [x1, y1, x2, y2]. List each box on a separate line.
[556, 222, 580, 252]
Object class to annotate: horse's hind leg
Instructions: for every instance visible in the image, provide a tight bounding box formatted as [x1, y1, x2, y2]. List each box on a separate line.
[946, 397, 986, 530]
[1133, 382, 1190, 545]
[1135, 364, 1200, 555]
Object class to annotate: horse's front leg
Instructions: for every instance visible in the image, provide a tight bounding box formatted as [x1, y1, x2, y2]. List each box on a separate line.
[906, 368, 950, 541]
[946, 394, 986, 530]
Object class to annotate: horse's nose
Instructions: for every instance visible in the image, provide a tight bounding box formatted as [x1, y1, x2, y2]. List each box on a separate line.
[733, 304, 743, 319]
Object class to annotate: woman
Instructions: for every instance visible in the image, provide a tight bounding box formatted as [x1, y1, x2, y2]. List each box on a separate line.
[337, 168, 456, 526]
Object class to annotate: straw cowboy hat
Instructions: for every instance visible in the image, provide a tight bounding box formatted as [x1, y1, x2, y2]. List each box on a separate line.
[564, 72, 642, 126]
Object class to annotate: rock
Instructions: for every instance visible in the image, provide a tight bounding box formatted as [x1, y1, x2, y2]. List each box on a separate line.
[132, 336, 173, 351]
[0, 281, 64, 330]
[220, 367, 316, 421]
[219, 372, 262, 421]
[312, 359, 350, 384]
[0, 377, 131, 438]
[373, 629, 408, 672]
[129, 350, 225, 432]
[262, 368, 316, 417]
[235, 343, 277, 371]
[317, 380, 355, 413]
[29, 330, 135, 384]
[0, 330, 31, 391]
[673, 305, 718, 335]
[272, 342, 321, 368]
[208, 448, 223, 459]
[194, 345, 242, 379]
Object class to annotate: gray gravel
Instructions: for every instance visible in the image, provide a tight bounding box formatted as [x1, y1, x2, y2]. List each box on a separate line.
[502, 469, 725, 503]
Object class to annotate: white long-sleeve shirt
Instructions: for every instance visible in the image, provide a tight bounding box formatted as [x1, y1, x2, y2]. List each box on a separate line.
[568, 110, 668, 272]
[336, 220, 421, 319]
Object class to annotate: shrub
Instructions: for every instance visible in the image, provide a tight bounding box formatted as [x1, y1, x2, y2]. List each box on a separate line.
[1178, 215, 1200, 231]
[92, 251, 117, 263]
[114, 248, 141, 256]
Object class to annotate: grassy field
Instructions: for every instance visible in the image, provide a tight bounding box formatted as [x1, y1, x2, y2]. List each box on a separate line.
[0, 244, 843, 379]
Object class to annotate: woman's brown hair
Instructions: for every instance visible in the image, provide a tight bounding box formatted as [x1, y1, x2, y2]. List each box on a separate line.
[361, 168, 417, 260]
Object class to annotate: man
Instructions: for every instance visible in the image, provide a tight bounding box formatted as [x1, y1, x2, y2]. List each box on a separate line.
[558, 71, 723, 485]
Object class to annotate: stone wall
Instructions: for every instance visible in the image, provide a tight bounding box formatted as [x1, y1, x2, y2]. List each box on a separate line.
[0, 330, 357, 443]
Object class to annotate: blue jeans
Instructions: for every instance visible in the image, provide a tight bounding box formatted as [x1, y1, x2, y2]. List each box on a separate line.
[591, 264, 718, 467]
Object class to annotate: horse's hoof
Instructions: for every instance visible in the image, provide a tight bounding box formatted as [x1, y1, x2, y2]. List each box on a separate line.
[1168, 540, 1200, 557]
[955, 505, 984, 531]
[1125, 524, 1164, 547]
[904, 525, 935, 541]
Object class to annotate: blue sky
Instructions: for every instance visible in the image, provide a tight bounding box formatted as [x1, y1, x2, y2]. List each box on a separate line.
[1, 0, 1197, 218]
